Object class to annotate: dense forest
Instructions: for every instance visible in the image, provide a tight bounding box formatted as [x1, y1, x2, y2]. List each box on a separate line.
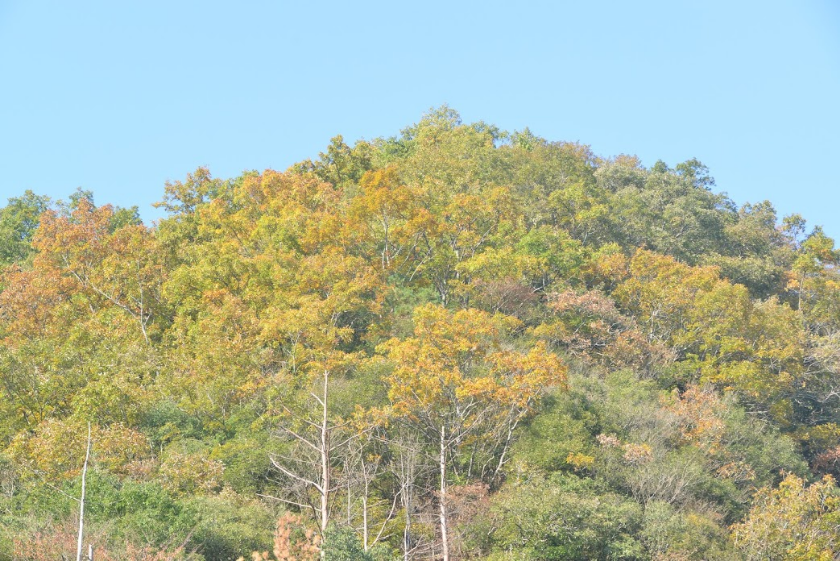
[2, 107, 840, 560]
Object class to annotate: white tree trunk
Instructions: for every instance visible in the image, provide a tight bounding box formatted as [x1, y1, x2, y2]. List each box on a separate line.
[76, 423, 92, 561]
[320, 372, 330, 535]
[439, 426, 449, 561]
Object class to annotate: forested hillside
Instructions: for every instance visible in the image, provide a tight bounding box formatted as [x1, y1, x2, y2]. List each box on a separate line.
[3, 107, 840, 560]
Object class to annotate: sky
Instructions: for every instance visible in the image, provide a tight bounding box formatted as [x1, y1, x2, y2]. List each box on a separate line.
[1, 1, 839, 239]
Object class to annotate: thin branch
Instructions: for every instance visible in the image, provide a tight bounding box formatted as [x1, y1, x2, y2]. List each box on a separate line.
[372, 492, 401, 547]
[270, 458, 324, 494]
[257, 493, 317, 512]
[275, 424, 321, 454]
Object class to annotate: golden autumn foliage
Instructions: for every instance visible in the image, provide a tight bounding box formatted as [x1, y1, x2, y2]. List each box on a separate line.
[733, 474, 840, 560]
[381, 304, 565, 422]
[2, 109, 840, 559]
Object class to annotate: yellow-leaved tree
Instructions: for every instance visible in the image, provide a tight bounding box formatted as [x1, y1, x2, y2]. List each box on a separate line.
[733, 474, 840, 560]
[377, 304, 565, 561]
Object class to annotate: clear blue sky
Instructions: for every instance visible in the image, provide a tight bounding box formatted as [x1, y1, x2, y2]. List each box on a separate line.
[1, 1, 839, 239]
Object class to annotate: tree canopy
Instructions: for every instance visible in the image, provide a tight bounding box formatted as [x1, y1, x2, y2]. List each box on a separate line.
[1, 107, 838, 560]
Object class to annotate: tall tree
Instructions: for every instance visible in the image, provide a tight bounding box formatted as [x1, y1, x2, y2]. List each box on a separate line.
[0, 190, 50, 267]
[377, 304, 565, 560]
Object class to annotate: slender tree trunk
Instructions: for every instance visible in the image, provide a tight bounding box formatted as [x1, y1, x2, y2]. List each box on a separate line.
[320, 372, 330, 537]
[402, 467, 412, 561]
[359, 452, 371, 552]
[403, 513, 410, 561]
[76, 423, 92, 561]
[439, 426, 449, 561]
[362, 494, 369, 551]
[394, 431, 419, 561]
[346, 459, 351, 526]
